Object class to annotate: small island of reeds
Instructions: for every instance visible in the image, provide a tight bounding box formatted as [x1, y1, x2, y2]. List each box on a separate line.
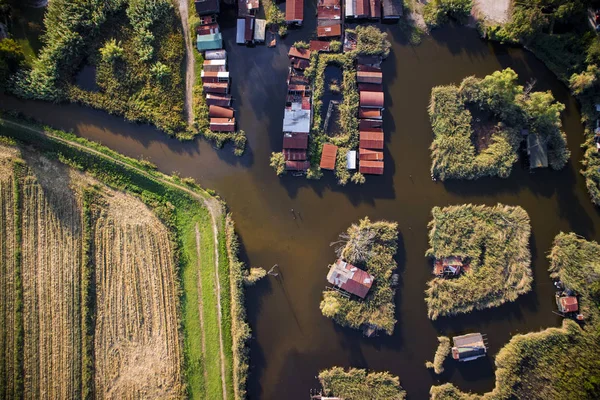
[317, 367, 406, 400]
[430, 232, 600, 400]
[425, 204, 532, 320]
[320, 218, 399, 336]
[429, 68, 569, 180]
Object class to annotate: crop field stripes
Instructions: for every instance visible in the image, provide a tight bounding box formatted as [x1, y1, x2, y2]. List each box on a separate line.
[0, 156, 19, 400]
[20, 165, 84, 399]
[93, 189, 184, 398]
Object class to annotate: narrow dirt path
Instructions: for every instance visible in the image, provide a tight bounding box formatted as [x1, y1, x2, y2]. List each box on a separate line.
[177, 0, 195, 127]
[1, 118, 228, 399]
[194, 224, 209, 385]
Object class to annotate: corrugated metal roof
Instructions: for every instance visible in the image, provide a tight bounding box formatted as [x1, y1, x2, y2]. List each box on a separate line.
[285, 160, 310, 171]
[288, 47, 312, 60]
[360, 91, 384, 108]
[320, 143, 338, 170]
[196, 23, 219, 36]
[359, 107, 382, 119]
[319, 0, 341, 6]
[286, 0, 304, 22]
[195, 0, 220, 15]
[317, 24, 342, 38]
[345, 0, 355, 17]
[382, 0, 403, 18]
[356, 0, 369, 16]
[370, 0, 381, 18]
[326, 259, 374, 298]
[209, 105, 234, 118]
[346, 150, 357, 169]
[310, 40, 331, 52]
[359, 131, 384, 149]
[205, 49, 227, 60]
[245, 16, 254, 42]
[359, 160, 384, 175]
[317, 6, 342, 20]
[236, 19, 246, 44]
[203, 82, 229, 94]
[197, 32, 223, 51]
[558, 296, 578, 313]
[205, 93, 231, 107]
[359, 119, 383, 131]
[254, 19, 266, 41]
[210, 117, 235, 132]
[357, 70, 383, 84]
[283, 149, 307, 161]
[283, 132, 309, 149]
[359, 148, 384, 161]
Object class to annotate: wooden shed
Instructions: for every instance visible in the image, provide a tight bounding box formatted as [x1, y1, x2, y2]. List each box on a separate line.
[359, 131, 384, 149]
[359, 160, 384, 175]
[320, 143, 338, 170]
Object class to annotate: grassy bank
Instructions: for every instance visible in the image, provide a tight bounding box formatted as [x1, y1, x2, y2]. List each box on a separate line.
[429, 68, 569, 180]
[0, 114, 250, 400]
[425, 204, 532, 320]
[318, 367, 406, 400]
[320, 218, 399, 335]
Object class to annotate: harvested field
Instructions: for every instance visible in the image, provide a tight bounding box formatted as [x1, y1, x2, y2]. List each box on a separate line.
[0, 145, 19, 400]
[20, 155, 84, 399]
[93, 188, 184, 399]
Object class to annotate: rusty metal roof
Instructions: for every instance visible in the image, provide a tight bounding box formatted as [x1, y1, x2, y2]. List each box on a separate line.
[359, 160, 384, 175]
[359, 119, 383, 131]
[359, 148, 384, 161]
[359, 131, 384, 149]
[210, 117, 235, 132]
[288, 47, 312, 60]
[359, 107, 382, 119]
[357, 70, 383, 84]
[286, 0, 304, 22]
[317, 23, 342, 38]
[283, 149, 307, 161]
[326, 259, 374, 298]
[208, 105, 234, 118]
[320, 143, 338, 170]
[370, 0, 381, 18]
[360, 91, 384, 108]
[283, 132, 309, 149]
[285, 160, 310, 171]
[310, 40, 331, 52]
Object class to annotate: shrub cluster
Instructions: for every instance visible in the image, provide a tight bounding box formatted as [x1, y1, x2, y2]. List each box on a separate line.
[318, 367, 406, 400]
[423, 0, 472, 28]
[425, 204, 532, 320]
[429, 68, 569, 180]
[425, 336, 451, 374]
[320, 218, 399, 335]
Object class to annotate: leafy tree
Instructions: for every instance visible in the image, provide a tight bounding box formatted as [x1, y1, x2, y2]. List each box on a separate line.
[320, 296, 340, 317]
[150, 61, 170, 81]
[99, 38, 123, 63]
[423, 0, 473, 28]
[0, 38, 24, 85]
[269, 152, 286, 176]
[569, 65, 599, 95]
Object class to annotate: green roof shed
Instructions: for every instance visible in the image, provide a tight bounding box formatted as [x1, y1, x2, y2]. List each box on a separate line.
[197, 33, 223, 52]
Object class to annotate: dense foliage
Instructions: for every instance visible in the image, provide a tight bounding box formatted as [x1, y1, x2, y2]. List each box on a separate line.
[429, 68, 569, 180]
[318, 367, 406, 400]
[320, 218, 399, 335]
[425, 336, 451, 374]
[431, 232, 600, 400]
[423, 0, 472, 28]
[0, 38, 24, 89]
[425, 204, 532, 320]
[9, 0, 188, 137]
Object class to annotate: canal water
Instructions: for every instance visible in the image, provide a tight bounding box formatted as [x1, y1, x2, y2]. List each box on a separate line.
[2, 7, 600, 399]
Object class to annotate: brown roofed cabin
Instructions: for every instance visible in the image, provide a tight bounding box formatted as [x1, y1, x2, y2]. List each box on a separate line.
[286, 0, 304, 24]
[359, 108, 382, 119]
[359, 160, 384, 175]
[452, 333, 487, 362]
[358, 83, 384, 93]
[283, 132, 309, 149]
[359, 119, 382, 131]
[556, 294, 578, 314]
[327, 259, 374, 298]
[205, 93, 232, 107]
[195, 0, 220, 16]
[359, 148, 383, 161]
[359, 131, 384, 149]
[310, 40, 331, 52]
[433, 256, 465, 277]
[357, 70, 383, 84]
[208, 105, 234, 118]
[360, 91, 384, 109]
[370, 0, 381, 18]
[285, 160, 310, 171]
[320, 143, 338, 170]
[317, 24, 342, 38]
[283, 149, 307, 161]
[210, 117, 235, 132]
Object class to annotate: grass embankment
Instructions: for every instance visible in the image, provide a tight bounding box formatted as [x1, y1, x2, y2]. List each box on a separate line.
[320, 217, 399, 335]
[186, 0, 246, 155]
[0, 115, 252, 400]
[425, 204, 532, 320]
[271, 26, 390, 184]
[431, 232, 600, 400]
[425, 336, 451, 374]
[318, 367, 406, 400]
[475, 1, 600, 206]
[429, 68, 569, 180]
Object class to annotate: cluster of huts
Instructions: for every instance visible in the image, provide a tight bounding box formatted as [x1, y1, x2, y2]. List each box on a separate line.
[357, 55, 385, 175]
[194, 0, 236, 133]
[236, 0, 267, 45]
[317, 0, 342, 39]
[346, 0, 403, 20]
[281, 46, 313, 172]
[287, 0, 402, 27]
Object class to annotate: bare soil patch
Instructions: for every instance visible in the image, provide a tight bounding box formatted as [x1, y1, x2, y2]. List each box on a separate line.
[469, 106, 499, 153]
[472, 0, 510, 25]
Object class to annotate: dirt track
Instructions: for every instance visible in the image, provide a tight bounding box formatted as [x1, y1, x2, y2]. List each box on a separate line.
[177, 0, 195, 127]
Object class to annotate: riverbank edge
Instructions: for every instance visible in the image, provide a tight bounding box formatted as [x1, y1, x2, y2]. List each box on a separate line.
[0, 114, 251, 400]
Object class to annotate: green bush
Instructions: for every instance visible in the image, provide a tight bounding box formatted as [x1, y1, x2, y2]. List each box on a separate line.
[425, 204, 532, 320]
[318, 367, 406, 400]
[99, 39, 124, 63]
[0, 38, 25, 87]
[269, 152, 286, 176]
[423, 0, 473, 28]
[426, 336, 451, 374]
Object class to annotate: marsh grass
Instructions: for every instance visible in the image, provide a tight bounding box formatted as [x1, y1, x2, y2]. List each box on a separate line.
[318, 367, 406, 400]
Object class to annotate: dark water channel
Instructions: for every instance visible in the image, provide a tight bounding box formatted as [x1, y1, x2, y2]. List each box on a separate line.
[2, 9, 600, 399]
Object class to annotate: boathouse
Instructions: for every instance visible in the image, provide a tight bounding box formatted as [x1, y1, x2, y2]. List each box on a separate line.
[254, 19, 266, 42]
[317, 24, 342, 38]
[203, 59, 227, 72]
[382, 0, 402, 19]
[209, 117, 235, 132]
[205, 93, 232, 107]
[195, 0, 220, 15]
[556, 295, 578, 314]
[346, 150, 357, 170]
[359, 131, 384, 149]
[320, 143, 338, 170]
[288, 47, 312, 60]
[208, 105, 234, 118]
[359, 91, 384, 109]
[327, 259, 374, 299]
[286, 0, 304, 25]
[433, 256, 465, 277]
[359, 160, 384, 175]
[359, 148, 384, 161]
[310, 40, 331, 52]
[452, 333, 487, 362]
[197, 32, 223, 52]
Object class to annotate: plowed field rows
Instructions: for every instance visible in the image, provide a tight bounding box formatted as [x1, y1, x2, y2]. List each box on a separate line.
[93, 190, 183, 399]
[0, 152, 18, 400]
[21, 167, 84, 399]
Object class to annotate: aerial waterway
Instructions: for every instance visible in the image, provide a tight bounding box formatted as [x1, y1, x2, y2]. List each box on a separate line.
[2, 9, 600, 399]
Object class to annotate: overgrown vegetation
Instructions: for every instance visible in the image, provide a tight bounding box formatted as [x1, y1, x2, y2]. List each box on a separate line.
[425, 336, 451, 374]
[425, 204, 532, 320]
[320, 218, 399, 335]
[318, 367, 406, 400]
[431, 232, 600, 400]
[429, 68, 569, 180]
[423, 0, 472, 28]
[477, 0, 600, 205]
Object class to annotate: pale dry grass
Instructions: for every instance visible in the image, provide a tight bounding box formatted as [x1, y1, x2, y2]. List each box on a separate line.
[0, 148, 19, 399]
[93, 188, 183, 399]
[20, 155, 84, 399]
